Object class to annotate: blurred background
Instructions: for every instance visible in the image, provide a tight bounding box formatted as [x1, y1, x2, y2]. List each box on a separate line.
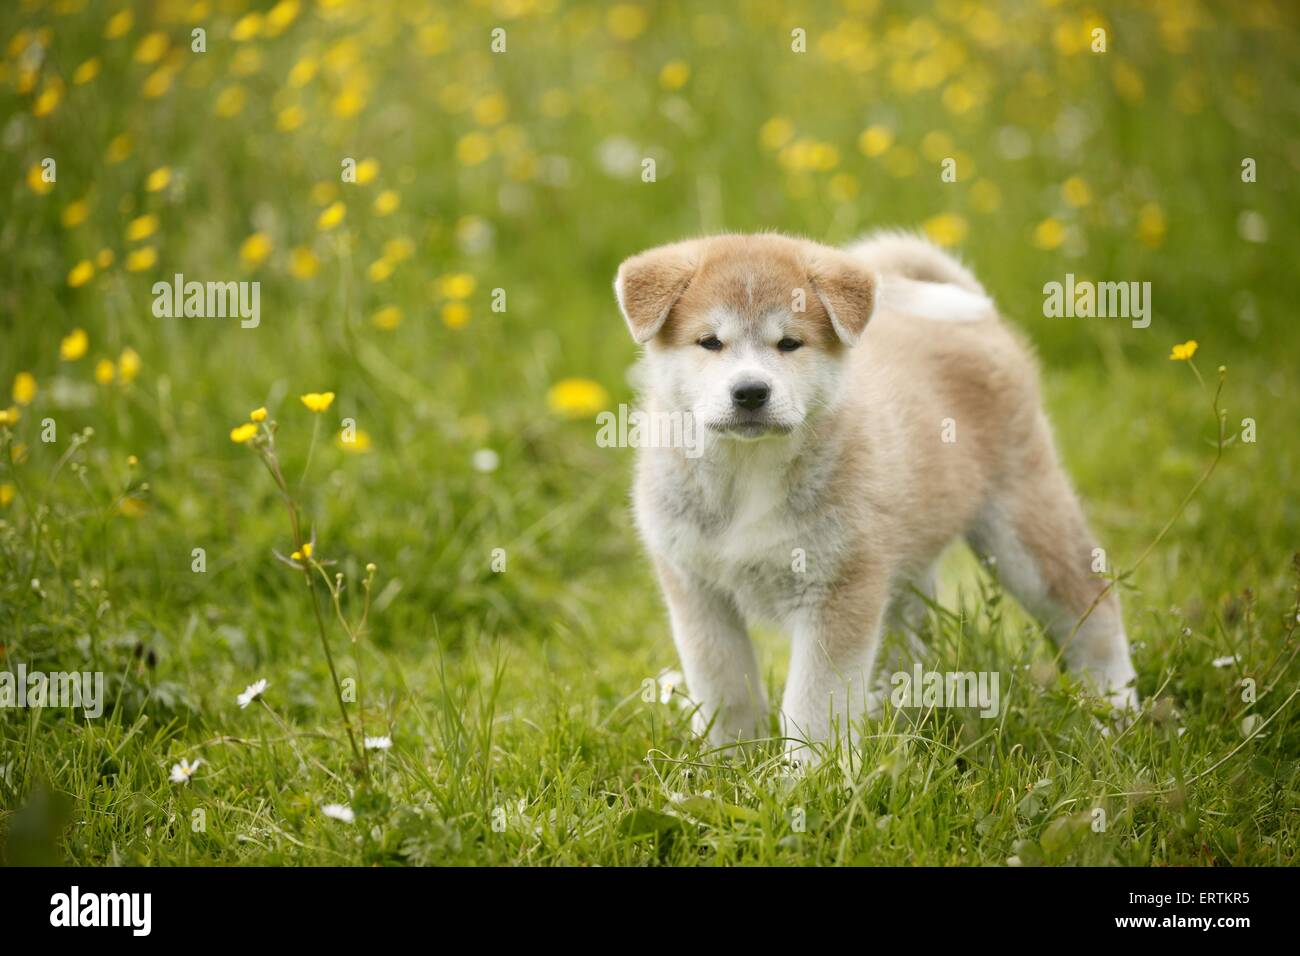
[1, 0, 1298, 863]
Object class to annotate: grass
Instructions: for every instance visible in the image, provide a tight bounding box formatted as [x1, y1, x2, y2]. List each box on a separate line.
[1, 0, 1298, 866]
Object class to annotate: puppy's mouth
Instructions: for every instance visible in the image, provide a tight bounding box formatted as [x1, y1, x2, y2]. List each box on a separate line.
[708, 415, 795, 439]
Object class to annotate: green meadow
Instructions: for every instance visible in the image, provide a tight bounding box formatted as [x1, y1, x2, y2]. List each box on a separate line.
[1, 0, 1297, 865]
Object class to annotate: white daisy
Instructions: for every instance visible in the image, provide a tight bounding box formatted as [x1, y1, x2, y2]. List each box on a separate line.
[1211, 655, 1239, 669]
[237, 678, 269, 709]
[321, 803, 355, 823]
[657, 669, 684, 705]
[364, 735, 392, 751]
[169, 758, 202, 785]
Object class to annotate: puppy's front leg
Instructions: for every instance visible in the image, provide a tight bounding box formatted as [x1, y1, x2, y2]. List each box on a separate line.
[655, 559, 768, 748]
[782, 574, 888, 761]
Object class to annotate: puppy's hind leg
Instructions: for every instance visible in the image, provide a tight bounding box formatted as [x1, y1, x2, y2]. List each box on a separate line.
[968, 424, 1139, 716]
[870, 566, 937, 717]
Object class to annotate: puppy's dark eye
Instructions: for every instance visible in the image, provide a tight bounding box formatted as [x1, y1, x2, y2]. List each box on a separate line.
[777, 337, 803, 352]
[699, 334, 723, 351]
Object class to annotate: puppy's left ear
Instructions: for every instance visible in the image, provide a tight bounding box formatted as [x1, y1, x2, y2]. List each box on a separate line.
[614, 240, 701, 344]
[805, 250, 877, 346]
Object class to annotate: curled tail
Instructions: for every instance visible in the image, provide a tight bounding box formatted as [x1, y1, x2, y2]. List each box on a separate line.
[848, 230, 993, 323]
[847, 230, 986, 295]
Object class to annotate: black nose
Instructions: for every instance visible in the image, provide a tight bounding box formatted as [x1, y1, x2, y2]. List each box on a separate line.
[731, 381, 771, 410]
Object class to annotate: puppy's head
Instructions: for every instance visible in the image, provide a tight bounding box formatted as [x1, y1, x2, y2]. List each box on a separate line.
[614, 233, 875, 440]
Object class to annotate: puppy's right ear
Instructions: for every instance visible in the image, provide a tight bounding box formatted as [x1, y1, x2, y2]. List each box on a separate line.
[613, 241, 700, 344]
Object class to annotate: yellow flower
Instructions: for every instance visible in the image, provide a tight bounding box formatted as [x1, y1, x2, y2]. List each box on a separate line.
[60, 328, 89, 361]
[335, 429, 372, 453]
[659, 60, 690, 91]
[288, 56, 317, 88]
[607, 4, 647, 40]
[290, 246, 319, 279]
[250, 407, 267, 422]
[125, 247, 157, 272]
[105, 9, 133, 39]
[1136, 203, 1166, 249]
[118, 497, 147, 518]
[265, 0, 301, 36]
[456, 132, 492, 166]
[354, 158, 379, 184]
[473, 93, 507, 126]
[277, 105, 305, 131]
[1112, 61, 1145, 103]
[317, 201, 346, 231]
[62, 199, 90, 228]
[371, 305, 402, 330]
[96, 248, 115, 269]
[441, 302, 470, 328]
[922, 213, 968, 248]
[214, 85, 247, 117]
[759, 117, 794, 151]
[230, 422, 259, 443]
[26, 163, 54, 195]
[367, 258, 394, 282]
[1169, 340, 1198, 361]
[300, 391, 335, 413]
[106, 133, 133, 164]
[240, 232, 273, 268]
[0, 406, 20, 427]
[547, 378, 609, 418]
[134, 31, 169, 64]
[331, 89, 366, 118]
[0, 484, 15, 507]
[13, 372, 37, 406]
[1062, 176, 1091, 208]
[33, 82, 64, 117]
[12, 443, 27, 465]
[437, 273, 476, 299]
[142, 66, 177, 99]
[1032, 218, 1067, 251]
[301, 542, 313, 558]
[383, 237, 414, 262]
[126, 213, 159, 242]
[67, 260, 95, 288]
[118, 347, 141, 384]
[94, 358, 116, 385]
[73, 57, 101, 85]
[145, 166, 171, 192]
[858, 125, 894, 158]
[778, 138, 839, 173]
[374, 190, 400, 216]
[231, 12, 263, 41]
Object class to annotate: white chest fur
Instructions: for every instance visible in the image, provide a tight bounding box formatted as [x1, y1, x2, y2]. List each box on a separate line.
[637, 444, 844, 624]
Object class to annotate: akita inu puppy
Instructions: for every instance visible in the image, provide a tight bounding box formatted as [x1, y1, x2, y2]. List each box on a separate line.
[614, 231, 1139, 759]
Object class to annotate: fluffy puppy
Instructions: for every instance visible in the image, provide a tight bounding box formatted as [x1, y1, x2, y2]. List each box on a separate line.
[614, 231, 1139, 758]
